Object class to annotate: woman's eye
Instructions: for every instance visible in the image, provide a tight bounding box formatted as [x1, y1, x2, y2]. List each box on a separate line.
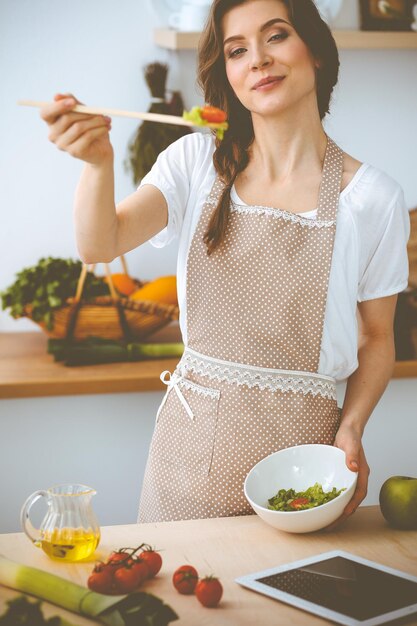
[269, 32, 288, 42]
[228, 47, 246, 58]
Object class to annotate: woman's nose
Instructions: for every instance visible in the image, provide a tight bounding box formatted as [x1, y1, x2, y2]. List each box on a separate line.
[250, 51, 272, 71]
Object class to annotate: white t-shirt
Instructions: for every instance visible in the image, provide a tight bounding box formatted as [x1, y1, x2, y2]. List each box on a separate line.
[139, 132, 410, 381]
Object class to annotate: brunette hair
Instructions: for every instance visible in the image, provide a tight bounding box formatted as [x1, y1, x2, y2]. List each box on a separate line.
[197, 0, 340, 255]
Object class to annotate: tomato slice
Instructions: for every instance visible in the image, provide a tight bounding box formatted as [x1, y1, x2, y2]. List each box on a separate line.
[290, 497, 310, 509]
[200, 106, 227, 123]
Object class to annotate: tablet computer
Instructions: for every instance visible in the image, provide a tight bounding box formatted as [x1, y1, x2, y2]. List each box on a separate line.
[235, 550, 417, 625]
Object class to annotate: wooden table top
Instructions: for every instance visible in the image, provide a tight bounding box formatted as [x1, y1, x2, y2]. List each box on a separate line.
[1, 506, 416, 625]
[1, 331, 417, 399]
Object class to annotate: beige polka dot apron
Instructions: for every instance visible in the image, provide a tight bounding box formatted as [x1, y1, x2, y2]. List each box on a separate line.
[138, 136, 344, 523]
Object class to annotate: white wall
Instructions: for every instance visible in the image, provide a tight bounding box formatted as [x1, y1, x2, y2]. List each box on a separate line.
[1, 1, 416, 533]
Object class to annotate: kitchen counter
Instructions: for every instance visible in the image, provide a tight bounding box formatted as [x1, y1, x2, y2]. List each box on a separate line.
[0, 506, 416, 625]
[1, 331, 417, 399]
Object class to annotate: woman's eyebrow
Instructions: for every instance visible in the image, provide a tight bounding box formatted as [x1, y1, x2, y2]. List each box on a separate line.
[223, 17, 291, 47]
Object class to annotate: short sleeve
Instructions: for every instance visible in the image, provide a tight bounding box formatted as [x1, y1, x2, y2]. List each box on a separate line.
[358, 187, 410, 302]
[137, 134, 200, 248]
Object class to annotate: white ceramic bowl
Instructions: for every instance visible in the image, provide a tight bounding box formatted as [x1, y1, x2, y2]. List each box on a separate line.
[244, 444, 357, 533]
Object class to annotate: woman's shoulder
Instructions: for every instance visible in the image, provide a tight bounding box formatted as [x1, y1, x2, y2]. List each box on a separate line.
[169, 131, 215, 157]
[162, 132, 215, 175]
[341, 153, 405, 217]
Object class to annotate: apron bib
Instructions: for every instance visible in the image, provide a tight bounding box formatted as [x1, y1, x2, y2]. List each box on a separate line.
[138, 136, 344, 523]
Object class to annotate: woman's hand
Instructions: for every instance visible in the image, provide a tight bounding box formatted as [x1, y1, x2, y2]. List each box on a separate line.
[40, 93, 113, 166]
[321, 423, 370, 531]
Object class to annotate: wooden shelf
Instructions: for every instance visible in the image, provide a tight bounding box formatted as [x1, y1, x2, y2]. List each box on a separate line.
[0, 331, 179, 399]
[1, 331, 416, 399]
[154, 28, 417, 50]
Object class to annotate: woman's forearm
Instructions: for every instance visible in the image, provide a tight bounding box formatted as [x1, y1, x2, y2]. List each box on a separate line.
[340, 333, 396, 436]
[73, 154, 118, 264]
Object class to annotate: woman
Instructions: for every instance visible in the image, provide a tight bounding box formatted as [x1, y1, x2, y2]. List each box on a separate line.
[41, 0, 409, 530]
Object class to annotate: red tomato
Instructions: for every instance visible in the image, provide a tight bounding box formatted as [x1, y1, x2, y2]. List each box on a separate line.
[172, 565, 199, 595]
[87, 562, 114, 594]
[130, 558, 150, 585]
[107, 550, 131, 567]
[200, 106, 227, 123]
[290, 497, 310, 510]
[139, 549, 162, 577]
[114, 566, 142, 594]
[195, 576, 223, 608]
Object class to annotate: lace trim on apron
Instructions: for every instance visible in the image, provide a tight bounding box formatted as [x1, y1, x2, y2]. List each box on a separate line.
[228, 201, 336, 229]
[178, 347, 337, 401]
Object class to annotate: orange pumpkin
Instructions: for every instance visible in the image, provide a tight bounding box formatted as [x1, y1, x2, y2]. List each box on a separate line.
[130, 275, 177, 306]
[106, 273, 137, 296]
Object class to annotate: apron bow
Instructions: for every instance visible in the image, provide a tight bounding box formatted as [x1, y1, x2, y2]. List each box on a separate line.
[155, 370, 194, 422]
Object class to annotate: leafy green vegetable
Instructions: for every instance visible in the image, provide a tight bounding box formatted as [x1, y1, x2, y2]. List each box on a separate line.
[0, 595, 74, 626]
[115, 592, 178, 626]
[0, 257, 109, 330]
[268, 482, 346, 511]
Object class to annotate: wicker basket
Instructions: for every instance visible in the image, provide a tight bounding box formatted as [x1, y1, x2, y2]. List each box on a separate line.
[24, 256, 179, 341]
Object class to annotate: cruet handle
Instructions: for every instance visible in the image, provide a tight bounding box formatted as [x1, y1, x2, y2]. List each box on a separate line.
[20, 490, 48, 545]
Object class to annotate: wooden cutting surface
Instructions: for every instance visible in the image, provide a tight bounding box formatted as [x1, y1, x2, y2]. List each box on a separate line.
[0, 506, 416, 625]
[1, 331, 416, 399]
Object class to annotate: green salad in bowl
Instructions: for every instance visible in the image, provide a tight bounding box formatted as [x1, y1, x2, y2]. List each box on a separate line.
[268, 482, 347, 512]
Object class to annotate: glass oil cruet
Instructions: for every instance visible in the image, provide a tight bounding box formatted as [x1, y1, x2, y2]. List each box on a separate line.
[20, 484, 100, 562]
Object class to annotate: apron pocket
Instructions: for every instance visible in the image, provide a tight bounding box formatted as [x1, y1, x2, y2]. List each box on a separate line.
[153, 376, 220, 476]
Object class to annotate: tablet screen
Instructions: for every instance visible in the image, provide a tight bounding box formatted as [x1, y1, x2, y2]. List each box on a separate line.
[256, 556, 417, 621]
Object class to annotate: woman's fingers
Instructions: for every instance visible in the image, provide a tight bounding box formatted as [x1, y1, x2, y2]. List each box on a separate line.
[40, 93, 113, 165]
[54, 92, 80, 102]
[344, 448, 370, 514]
[48, 112, 101, 142]
[65, 125, 111, 159]
[320, 444, 370, 532]
[54, 115, 110, 151]
[40, 96, 77, 125]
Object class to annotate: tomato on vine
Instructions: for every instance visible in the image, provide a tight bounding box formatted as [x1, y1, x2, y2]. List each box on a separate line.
[87, 562, 114, 594]
[139, 547, 163, 577]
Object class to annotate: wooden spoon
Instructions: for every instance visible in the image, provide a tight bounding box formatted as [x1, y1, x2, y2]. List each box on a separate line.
[17, 100, 225, 130]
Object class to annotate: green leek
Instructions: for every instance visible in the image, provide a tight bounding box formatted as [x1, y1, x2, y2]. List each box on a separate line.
[47, 338, 184, 366]
[0, 555, 178, 626]
[128, 342, 184, 358]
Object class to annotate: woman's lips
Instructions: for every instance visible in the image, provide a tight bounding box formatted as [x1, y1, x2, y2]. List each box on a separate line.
[253, 77, 285, 91]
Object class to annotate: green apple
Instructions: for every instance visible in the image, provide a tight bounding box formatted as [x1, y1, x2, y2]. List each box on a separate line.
[379, 476, 417, 530]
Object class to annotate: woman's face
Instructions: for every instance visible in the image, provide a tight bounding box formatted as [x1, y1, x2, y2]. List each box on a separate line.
[222, 0, 319, 119]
